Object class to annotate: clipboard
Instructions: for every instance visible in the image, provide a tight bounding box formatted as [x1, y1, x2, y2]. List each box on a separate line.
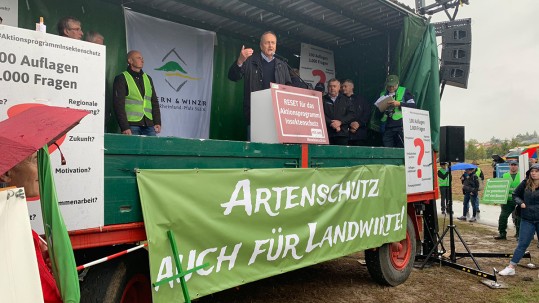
[374, 95, 393, 112]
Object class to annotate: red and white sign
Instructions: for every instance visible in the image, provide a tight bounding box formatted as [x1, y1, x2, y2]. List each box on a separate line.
[271, 84, 328, 144]
[402, 107, 433, 194]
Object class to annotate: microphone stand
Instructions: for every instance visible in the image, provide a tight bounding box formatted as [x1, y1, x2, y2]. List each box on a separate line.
[272, 52, 313, 90]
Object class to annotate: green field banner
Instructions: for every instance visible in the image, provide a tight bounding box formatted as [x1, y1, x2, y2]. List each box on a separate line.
[482, 178, 510, 204]
[137, 165, 407, 302]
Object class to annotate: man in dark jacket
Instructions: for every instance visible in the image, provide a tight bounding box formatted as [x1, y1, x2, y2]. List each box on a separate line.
[228, 31, 291, 136]
[342, 79, 370, 146]
[323, 79, 355, 145]
[113, 50, 161, 136]
[457, 168, 480, 222]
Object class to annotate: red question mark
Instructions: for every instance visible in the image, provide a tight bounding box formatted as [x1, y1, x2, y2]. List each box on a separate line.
[414, 138, 425, 178]
[312, 70, 326, 85]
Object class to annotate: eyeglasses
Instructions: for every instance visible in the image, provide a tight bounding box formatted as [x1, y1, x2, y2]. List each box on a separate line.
[68, 27, 82, 32]
[510, 164, 518, 166]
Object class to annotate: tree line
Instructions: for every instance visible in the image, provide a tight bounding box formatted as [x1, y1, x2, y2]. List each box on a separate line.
[465, 131, 538, 161]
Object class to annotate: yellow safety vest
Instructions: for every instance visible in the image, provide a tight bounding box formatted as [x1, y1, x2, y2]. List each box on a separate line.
[123, 71, 153, 122]
[381, 86, 406, 122]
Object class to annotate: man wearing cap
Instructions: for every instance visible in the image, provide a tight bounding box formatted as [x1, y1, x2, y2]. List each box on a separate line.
[377, 75, 415, 148]
[494, 160, 521, 240]
[438, 162, 451, 215]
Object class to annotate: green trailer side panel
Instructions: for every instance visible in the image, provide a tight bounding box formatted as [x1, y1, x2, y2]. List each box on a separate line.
[103, 134, 405, 225]
[103, 134, 302, 224]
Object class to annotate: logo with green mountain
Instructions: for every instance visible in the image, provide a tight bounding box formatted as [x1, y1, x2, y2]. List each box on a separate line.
[155, 48, 200, 92]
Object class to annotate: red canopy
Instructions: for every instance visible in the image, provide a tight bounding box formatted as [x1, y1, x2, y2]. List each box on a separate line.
[0, 106, 89, 174]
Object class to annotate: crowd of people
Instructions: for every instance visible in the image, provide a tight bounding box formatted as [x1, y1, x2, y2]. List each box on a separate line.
[227, 30, 416, 147]
[437, 159, 539, 277]
[49, 24, 420, 145]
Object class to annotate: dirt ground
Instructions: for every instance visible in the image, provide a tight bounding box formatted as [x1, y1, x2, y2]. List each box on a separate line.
[196, 163, 539, 303]
[197, 219, 539, 303]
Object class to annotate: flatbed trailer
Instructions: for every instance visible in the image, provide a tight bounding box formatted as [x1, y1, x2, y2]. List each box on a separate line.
[9, 0, 443, 301]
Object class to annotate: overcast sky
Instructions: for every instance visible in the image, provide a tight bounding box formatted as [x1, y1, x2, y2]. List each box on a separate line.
[399, 0, 538, 142]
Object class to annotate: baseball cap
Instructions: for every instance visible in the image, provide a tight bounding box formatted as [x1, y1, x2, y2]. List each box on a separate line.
[386, 75, 399, 86]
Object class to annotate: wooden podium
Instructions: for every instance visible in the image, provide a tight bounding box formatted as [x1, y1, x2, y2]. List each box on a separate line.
[251, 83, 328, 145]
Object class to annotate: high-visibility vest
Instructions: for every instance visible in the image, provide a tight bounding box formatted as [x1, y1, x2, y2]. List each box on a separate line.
[123, 71, 153, 122]
[381, 86, 406, 122]
[502, 172, 521, 201]
[438, 168, 449, 187]
[475, 168, 482, 178]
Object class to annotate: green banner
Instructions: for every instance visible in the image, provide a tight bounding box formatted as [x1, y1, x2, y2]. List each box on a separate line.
[137, 165, 407, 302]
[38, 146, 80, 303]
[482, 178, 510, 204]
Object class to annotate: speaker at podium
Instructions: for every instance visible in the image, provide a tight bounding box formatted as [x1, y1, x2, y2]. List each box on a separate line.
[250, 84, 328, 145]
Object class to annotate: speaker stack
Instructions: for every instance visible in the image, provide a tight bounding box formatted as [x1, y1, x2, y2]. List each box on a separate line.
[439, 18, 472, 89]
[439, 126, 465, 163]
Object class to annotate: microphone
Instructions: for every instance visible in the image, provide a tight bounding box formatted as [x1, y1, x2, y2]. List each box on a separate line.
[272, 52, 288, 62]
[273, 52, 313, 90]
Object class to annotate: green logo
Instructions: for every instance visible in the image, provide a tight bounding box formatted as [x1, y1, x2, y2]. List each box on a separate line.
[155, 48, 200, 92]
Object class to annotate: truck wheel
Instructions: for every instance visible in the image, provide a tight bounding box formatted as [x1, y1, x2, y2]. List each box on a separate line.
[80, 248, 152, 303]
[365, 215, 416, 286]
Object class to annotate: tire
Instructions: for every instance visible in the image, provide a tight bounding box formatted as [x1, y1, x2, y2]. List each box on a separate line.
[80, 248, 152, 303]
[365, 215, 416, 286]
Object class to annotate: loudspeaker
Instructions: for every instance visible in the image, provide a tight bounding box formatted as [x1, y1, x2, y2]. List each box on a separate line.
[441, 64, 470, 89]
[442, 23, 472, 44]
[441, 44, 471, 65]
[439, 126, 465, 163]
[440, 19, 472, 89]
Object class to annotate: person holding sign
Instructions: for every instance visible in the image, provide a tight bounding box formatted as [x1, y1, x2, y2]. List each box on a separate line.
[498, 164, 539, 276]
[1, 154, 62, 302]
[228, 31, 292, 135]
[85, 31, 104, 45]
[113, 50, 162, 136]
[323, 79, 356, 146]
[494, 160, 521, 240]
[56, 16, 83, 40]
[375, 75, 415, 148]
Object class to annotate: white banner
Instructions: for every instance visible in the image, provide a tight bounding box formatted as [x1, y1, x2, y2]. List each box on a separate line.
[0, 188, 44, 303]
[299, 43, 335, 91]
[124, 9, 215, 139]
[402, 108, 434, 194]
[0, 0, 18, 27]
[0, 25, 105, 232]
